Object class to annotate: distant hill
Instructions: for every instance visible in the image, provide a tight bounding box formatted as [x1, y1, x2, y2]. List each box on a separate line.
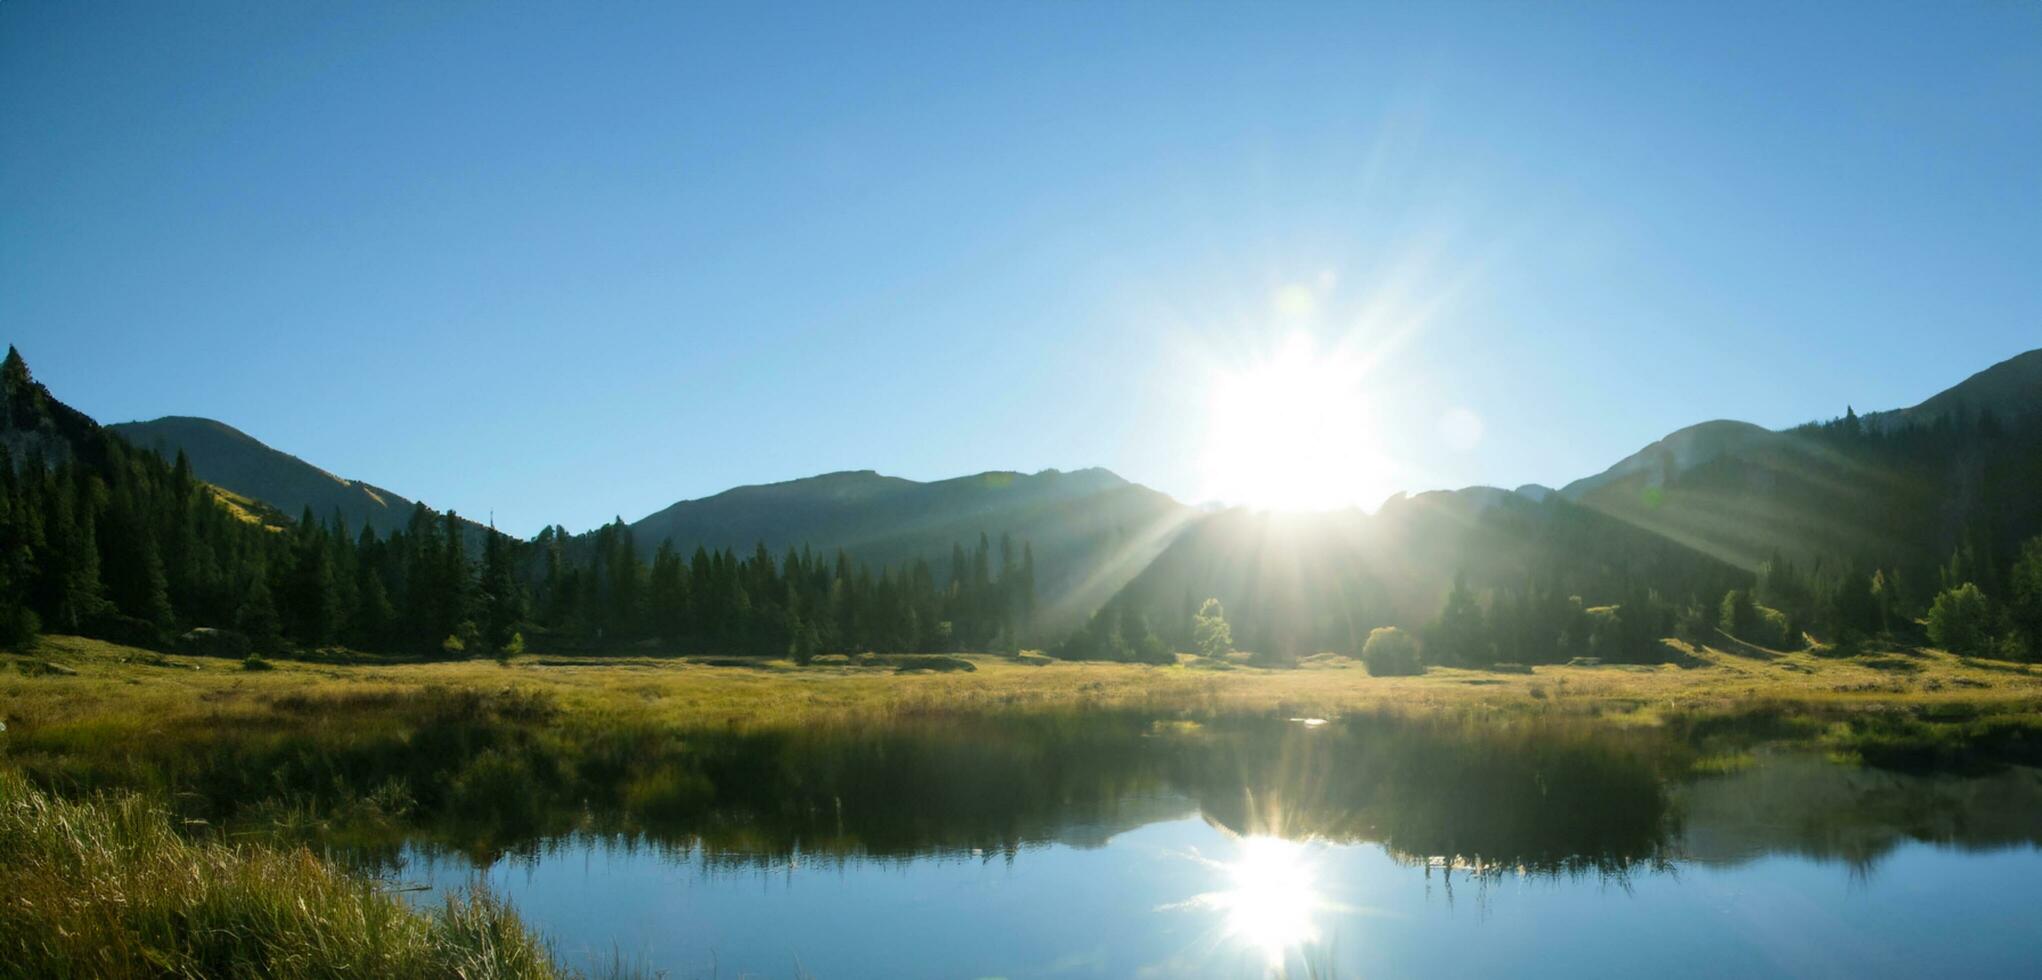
[1085, 346, 2042, 657]
[1865, 347, 2042, 431]
[0, 349, 291, 532]
[629, 467, 1193, 630]
[22, 337, 2038, 655]
[102, 406, 1191, 630]
[1094, 484, 1746, 659]
[1559, 420, 1786, 501]
[1560, 348, 2042, 573]
[109, 416, 432, 536]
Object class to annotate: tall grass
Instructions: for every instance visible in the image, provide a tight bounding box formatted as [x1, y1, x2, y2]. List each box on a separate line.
[0, 772, 576, 979]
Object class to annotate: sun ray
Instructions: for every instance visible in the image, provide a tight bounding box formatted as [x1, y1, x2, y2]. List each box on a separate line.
[1199, 331, 1401, 512]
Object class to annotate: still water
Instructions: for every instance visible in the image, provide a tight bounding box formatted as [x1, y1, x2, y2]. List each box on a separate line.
[397, 714, 2042, 978]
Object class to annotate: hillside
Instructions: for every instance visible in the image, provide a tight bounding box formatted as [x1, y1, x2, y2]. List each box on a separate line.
[628, 467, 1192, 630]
[0, 346, 100, 467]
[14, 339, 2037, 658]
[110, 416, 430, 535]
[1092, 486, 1745, 660]
[1561, 349, 2042, 574]
[1558, 420, 1786, 501]
[1865, 347, 2042, 431]
[1082, 347, 2042, 660]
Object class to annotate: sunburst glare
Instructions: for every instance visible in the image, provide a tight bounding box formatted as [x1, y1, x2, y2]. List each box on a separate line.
[1173, 834, 1331, 971]
[1201, 332, 1399, 512]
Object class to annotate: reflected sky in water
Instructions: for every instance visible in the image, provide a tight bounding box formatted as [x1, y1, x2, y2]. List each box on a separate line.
[411, 806, 2042, 979]
[394, 721, 2042, 979]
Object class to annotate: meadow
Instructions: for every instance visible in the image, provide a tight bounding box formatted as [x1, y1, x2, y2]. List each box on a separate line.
[10, 633, 2041, 731]
[4, 634, 2041, 978]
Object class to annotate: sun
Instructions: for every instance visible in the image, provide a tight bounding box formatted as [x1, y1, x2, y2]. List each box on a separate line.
[1217, 836, 1322, 966]
[1167, 834, 1330, 970]
[1200, 333, 1393, 511]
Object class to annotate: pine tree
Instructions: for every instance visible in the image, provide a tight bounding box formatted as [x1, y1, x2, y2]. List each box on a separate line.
[236, 573, 283, 654]
[479, 524, 523, 655]
[284, 509, 337, 647]
[1018, 543, 1036, 645]
[2006, 537, 2042, 659]
[1429, 572, 1490, 666]
[440, 510, 474, 648]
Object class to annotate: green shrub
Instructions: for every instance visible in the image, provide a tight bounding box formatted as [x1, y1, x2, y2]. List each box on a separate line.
[1361, 627, 1424, 677]
[1719, 590, 1795, 649]
[1753, 605, 1795, 649]
[1927, 582, 1995, 657]
[1192, 598, 1233, 659]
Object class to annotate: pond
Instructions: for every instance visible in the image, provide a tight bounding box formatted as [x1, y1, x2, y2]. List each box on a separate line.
[388, 713, 2042, 978]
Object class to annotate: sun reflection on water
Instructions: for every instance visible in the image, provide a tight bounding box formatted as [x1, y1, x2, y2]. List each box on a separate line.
[1173, 834, 1330, 971]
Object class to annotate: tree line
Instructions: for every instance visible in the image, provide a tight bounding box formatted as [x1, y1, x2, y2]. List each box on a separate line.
[1, 345, 2034, 666]
[1059, 402, 2042, 669]
[0, 356, 1036, 659]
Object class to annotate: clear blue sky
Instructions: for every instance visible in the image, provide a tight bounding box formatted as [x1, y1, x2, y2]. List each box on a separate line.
[4, 2, 2037, 535]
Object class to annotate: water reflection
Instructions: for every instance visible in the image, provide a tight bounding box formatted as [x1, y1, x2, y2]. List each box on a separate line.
[1170, 835, 1329, 969]
[366, 711, 2042, 978]
[1674, 750, 2042, 873]
[322, 709, 2042, 881]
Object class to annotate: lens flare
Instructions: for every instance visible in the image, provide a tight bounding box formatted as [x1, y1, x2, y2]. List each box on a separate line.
[1200, 333, 1396, 512]
[1220, 836, 1320, 964]
[1169, 834, 1327, 970]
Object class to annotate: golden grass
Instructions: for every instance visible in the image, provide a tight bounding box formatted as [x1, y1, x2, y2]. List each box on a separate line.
[4, 634, 2037, 741]
[5, 635, 2029, 976]
[0, 772, 571, 979]
[204, 485, 290, 530]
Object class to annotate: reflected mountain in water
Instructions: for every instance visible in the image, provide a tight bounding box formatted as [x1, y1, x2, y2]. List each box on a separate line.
[1674, 751, 2042, 872]
[357, 711, 2042, 882]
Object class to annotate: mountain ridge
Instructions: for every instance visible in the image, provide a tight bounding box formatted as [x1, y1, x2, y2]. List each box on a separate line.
[1865, 347, 2042, 431]
[52, 342, 2042, 642]
[625, 464, 1189, 632]
[110, 415, 434, 536]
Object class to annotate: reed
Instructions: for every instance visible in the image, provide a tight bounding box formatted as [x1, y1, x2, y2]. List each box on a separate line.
[0, 772, 598, 979]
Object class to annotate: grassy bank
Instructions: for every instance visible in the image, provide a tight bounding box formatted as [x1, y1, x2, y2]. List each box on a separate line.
[2, 634, 2036, 831]
[0, 771, 609, 979]
[8, 633, 2041, 733]
[1, 633, 2037, 974]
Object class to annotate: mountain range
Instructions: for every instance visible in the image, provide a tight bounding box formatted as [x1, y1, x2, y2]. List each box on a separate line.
[26, 344, 2042, 647]
[109, 416, 432, 536]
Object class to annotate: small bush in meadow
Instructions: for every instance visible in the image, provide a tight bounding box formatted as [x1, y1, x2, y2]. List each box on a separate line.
[1361, 626, 1424, 677]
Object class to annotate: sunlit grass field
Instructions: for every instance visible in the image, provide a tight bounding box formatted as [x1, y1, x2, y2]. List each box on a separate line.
[7, 633, 2038, 800]
[3, 634, 2038, 977]
[6, 633, 2038, 735]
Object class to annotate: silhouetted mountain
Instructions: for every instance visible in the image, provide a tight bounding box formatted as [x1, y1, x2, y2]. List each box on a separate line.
[1559, 420, 1786, 501]
[0, 346, 101, 467]
[629, 467, 1192, 630]
[99, 401, 1188, 631]
[1562, 349, 2042, 573]
[1865, 347, 2042, 431]
[1083, 347, 2042, 660]
[1093, 486, 1745, 660]
[14, 337, 2037, 658]
[110, 416, 428, 535]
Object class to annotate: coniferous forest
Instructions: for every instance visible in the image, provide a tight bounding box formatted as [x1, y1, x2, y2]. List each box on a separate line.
[1076, 402, 2042, 667]
[0, 350, 1035, 661]
[3, 343, 2040, 668]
